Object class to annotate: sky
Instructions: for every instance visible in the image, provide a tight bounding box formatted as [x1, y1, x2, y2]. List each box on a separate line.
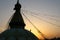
[0, 0, 60, 39]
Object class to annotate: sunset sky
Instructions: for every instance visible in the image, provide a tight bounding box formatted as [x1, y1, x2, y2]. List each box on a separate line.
[0, 0, 60, 39]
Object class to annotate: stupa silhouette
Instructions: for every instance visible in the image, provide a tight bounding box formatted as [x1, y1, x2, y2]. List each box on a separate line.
[0, 0, 38, 40]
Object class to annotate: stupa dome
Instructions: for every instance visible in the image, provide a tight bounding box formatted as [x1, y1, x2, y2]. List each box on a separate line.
[0, 29, 38, 40]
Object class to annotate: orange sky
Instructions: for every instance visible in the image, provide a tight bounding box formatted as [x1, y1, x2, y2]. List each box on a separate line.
[0, 10, 60, 39]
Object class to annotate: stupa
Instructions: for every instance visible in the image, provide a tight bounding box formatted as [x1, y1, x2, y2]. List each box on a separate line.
[0, 0, 38, 40]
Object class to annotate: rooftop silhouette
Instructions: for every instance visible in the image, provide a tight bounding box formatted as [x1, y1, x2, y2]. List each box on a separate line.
[0, 0, 38, 40]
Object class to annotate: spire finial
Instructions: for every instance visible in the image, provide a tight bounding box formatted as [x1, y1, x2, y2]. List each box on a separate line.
[17, 0, 19, 3]
[9, 0, 25, 29]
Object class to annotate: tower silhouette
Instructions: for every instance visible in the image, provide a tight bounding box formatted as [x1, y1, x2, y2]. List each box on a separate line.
[9, 0, 25, 29]
[0, 0, 38, 40]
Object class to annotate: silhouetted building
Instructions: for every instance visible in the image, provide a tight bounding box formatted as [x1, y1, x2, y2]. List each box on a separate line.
[0, 0, 38, 40]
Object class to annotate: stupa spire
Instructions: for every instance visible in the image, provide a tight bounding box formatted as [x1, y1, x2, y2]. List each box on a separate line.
[17, 0, 19, 3]
[9, 0, 25, 29]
